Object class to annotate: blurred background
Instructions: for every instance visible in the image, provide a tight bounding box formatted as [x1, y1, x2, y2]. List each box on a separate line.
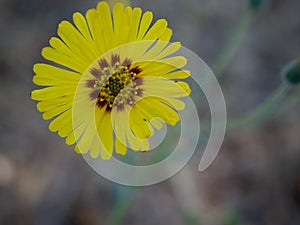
[0, 0, 300, 224]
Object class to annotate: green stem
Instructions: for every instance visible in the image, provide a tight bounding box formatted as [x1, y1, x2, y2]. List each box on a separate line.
[227, 83, 289, 131]
[194, 9, 255, 114]
[106, 187, 135, 225]
[274, 86, 300, 116]
[199, 83, 289, 133]
[106, 200, 131, 225]
[212, 10, 254, 78]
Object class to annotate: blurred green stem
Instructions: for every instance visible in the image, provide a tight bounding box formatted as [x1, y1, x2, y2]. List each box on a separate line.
[274, 86, 300, 116]
[212, 10, 254, 77]
[106, 187, 135, 225]
[106, 200, 131, 225]
[227, 83, 290, 131]
[200, 83, 290, 134]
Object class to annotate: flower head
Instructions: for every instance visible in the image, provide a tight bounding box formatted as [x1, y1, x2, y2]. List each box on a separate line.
[31, 1, 191, 159]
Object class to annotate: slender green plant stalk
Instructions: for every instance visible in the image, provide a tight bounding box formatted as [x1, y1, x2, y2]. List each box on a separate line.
[227, 83, 289, 132]
[106, 199, 132, 225]
[199, 83, 290, 134]
[106, 186, 135, 225]
[274, 86, 300, 116]
[212, 9, 254, 78]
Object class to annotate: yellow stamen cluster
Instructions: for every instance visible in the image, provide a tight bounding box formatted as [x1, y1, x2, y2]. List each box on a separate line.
[94, 62, 140, 108]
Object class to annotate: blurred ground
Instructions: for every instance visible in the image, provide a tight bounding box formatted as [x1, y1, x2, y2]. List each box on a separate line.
[0, 0, 300, 225]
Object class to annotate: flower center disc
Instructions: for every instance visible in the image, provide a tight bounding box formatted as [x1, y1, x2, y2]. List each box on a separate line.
[99, 64, 137, 106]
[87, 55, 143, 111]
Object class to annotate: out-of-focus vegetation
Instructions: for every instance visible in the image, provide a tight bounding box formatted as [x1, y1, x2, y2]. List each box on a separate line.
[0, 0, 300, 225]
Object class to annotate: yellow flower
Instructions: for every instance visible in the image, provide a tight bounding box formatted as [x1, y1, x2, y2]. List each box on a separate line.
[31, 1, 191, 159]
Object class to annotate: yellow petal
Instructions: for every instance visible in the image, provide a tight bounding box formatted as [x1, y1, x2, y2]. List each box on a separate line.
[33, 63, 80, 80]
[135, 97, 180, 126]
[142, 28, 173, 59]
[138, 56, 187, 78]
[112, 109, 128, 155]
[42, 103, 71, 120]
[36, 95, 74, 112]
[86, 9, 105, 55]
[113, 105, 149, 151]
[158, 97, 186, 110]
[115, 138, 127, 155]
[157, 42, 181, 59]
[41, 47, 86, 73]
[119, 6, 131, 44]
[97, 112, 113, 159]
[31, 86, 77, 101]
[73, 12, 93, 42]
[112, 2, 125, 46]
[164, 70, 190, 79]
[49, 37, 74, 57]
[142, 77, 191, 98]
[58, 122, 74, 138]
[143, 19, 168, 40]
[76, 126, 95, 154]
[73, 122, 89, 153]
[48, 109, 72, 132]
[129, 106, 154, 139]
[96, 1, 114, 52]
[57, 20, 97, 64]
[149, 117, 164, 130]
[128, 7, 142, 41]
[66, 132, 76, 145]
[137, 11, 153, 40]
[89, 106, 108, 157]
